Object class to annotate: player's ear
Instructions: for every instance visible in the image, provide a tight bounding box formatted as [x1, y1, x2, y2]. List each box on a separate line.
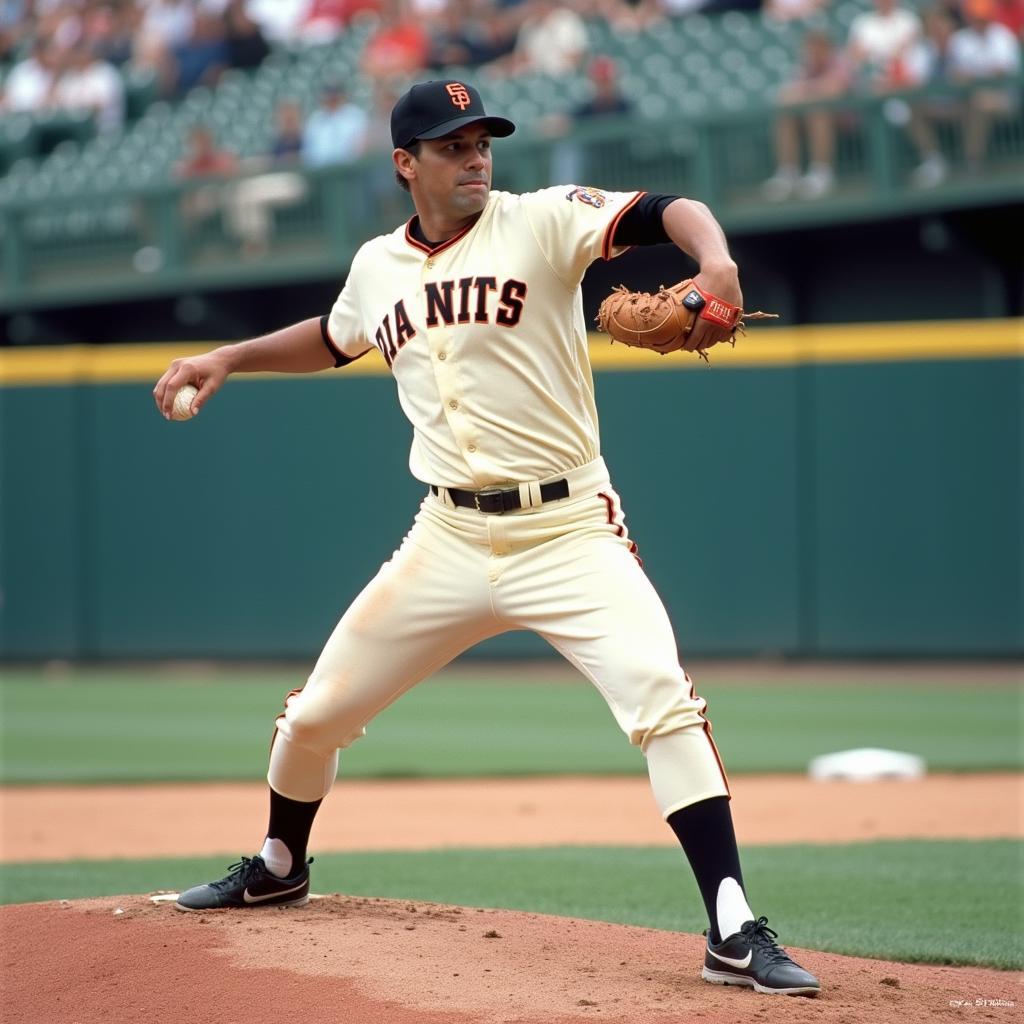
[393, 147, 416, 186]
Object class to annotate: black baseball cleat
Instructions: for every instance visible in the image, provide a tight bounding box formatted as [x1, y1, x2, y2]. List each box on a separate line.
[175, 855, 313, 912]
[701, 916, 821, 996]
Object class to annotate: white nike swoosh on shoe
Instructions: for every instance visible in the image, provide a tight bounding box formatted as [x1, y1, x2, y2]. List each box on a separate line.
[242, 881, 307, 904]
[708, 947, 753, 969]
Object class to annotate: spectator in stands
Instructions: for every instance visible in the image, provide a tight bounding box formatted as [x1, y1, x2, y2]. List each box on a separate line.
[34, 1, 84, 59]
[246, 0, 308, 44]
[365, 79, 399, 155]
[301, 79, 369, 167]
[661, 0, 712, 16]
[176, 119, 246, 241]
[363, 78, 410, 224]
[929, 0, 968, 29]
[573, 54, 632, 119]
[428, 0, 516, 69]
[595, 0, 665, 33]
[175, 122, 239, 230]
[0, 2, 32, 68]
[133, 0, 194, 97]
[470, 0, 520, 67]
[949, 0, 1022, 171]
[224, 0, 271, 71]
[176, 122, 238, 178]
[991, 0, 1024, 37]
[139, 0, 195, 47]
[545, 54, 634, 182]
[508, 0, 587, 76]
[85, 2, 138, 68]
[226, 100, 309, 257]
[410, 0, 447, 19]
[2, 34, 59, 113]
[269, 98, 306, 162]
[902, 6, 960, 186]
[298, 0, 350, 43]
[53, 41, 125, 132]
[173, 9, 229, 95]
[703, 0, 760, 12]
[762, 29, 851, 200]
[299, 0, 383, 45]
[428, 0, 479, 67]
[361, 0, 430, 81]
[762, 0, 827, 23]
[847, 0, 922, 92]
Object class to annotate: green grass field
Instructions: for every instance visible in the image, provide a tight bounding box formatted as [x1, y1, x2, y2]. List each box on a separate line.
[1, 664, 1021, 970]
[1, 841, 1019, 969]
[1, 667, 1020, 782]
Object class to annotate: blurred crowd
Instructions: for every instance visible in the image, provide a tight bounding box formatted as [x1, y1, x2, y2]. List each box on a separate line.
[0, 0, 737, 115]
[762, 0, 1023, 198]
[0, 0, 276, 130]
[1, 0, 1022, 209]
[0, 0, 916, 133]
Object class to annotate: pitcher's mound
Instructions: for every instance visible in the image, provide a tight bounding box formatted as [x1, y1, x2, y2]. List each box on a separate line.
[1, 895, 1016, 1024]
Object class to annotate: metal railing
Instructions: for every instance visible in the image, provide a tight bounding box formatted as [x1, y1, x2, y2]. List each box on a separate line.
[2, 79, 1022, 314]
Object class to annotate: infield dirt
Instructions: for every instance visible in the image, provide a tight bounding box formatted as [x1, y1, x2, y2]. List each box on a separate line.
[2, 773, 1020, 862]
[3, 893, 1019, 1024]
[2, 772, 1022, 1023]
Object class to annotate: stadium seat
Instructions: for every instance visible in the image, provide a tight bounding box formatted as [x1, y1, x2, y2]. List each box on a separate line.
[123, 67, 159, 122]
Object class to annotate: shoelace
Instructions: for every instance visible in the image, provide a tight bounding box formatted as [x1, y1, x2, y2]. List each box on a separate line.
[741, 916, 794, 965]
[210, 855, 265, 891]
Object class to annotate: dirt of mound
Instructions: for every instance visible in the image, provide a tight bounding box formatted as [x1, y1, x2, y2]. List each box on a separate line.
[2, 773, 1020, 863]
[3, 895, 1019, 1024]
[4, 773, 1021, 1024]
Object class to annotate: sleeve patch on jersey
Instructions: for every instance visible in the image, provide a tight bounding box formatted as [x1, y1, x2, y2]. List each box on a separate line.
[565, 186, 607, 209]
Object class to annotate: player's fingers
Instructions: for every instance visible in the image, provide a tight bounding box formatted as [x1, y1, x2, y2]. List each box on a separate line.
[153, 362, 182, 417]
[191, 373, 224, 416]
[684, 323, 725, 353]
[156, 362, 198, 419]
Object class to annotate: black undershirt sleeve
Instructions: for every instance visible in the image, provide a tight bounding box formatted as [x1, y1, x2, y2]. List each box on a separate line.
[612, 192, 680, 247]
[319, 314, 356, 367]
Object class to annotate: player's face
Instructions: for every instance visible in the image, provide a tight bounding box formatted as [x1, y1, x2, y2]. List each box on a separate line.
[412, 125, 493, 224]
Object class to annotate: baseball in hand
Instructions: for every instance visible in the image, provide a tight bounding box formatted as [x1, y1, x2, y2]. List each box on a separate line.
[171, 384, 199, 421]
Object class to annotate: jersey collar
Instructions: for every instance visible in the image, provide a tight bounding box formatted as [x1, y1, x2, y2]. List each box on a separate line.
[404, 212, 479, 257]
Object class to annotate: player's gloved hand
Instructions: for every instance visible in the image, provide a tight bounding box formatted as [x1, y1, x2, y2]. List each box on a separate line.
[687, 262, 743, 354]
[595, 273, 777, 362]
[153, 350, 232, 419]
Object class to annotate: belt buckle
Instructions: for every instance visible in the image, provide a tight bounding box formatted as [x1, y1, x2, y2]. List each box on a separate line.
[474, 485, 506, 514]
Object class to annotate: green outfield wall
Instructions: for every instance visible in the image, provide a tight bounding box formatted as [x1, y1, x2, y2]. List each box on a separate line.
[1, 322, 1021, 660]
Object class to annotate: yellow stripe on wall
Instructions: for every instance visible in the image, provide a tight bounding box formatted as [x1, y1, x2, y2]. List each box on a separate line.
[0, 342, 390, 386]
[0, 319, 1021, 386]
[588, 318, 1024, 370]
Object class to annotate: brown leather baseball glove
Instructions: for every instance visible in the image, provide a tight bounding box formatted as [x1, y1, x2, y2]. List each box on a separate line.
[595, 280, 777, 361]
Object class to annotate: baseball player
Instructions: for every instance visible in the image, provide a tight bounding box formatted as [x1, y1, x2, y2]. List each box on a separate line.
[154, 79, 820, 997]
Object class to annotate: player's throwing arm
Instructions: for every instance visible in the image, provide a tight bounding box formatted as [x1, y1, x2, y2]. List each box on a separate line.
[153, 316, 337, 420]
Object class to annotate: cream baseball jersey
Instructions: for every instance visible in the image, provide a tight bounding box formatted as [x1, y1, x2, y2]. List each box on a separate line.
[325, 185, 644, 489]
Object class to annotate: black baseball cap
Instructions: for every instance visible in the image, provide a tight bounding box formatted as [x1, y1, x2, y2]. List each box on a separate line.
[390, 79, 515, 150]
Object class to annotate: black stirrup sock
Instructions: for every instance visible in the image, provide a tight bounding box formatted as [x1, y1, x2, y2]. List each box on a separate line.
[266, 787, 322, 874]
[667, 795, 747, 944]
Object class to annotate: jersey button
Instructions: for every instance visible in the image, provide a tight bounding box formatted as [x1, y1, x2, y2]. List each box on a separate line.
[467, 444, 477, 452]
[426, 259, 435, 269]
[438, 352, 447, 361]
[449, 400, 459, 410]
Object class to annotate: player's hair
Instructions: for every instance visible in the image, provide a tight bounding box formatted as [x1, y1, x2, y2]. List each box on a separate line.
[395, 140, 422, 192]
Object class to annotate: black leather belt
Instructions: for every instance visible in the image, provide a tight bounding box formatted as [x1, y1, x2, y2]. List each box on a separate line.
[430, 478, 570, 514]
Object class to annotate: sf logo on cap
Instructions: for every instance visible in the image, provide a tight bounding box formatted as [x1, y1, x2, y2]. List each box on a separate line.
[446, 83, 471, 110]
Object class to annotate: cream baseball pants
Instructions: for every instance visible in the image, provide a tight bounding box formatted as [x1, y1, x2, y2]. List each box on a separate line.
[269, 457, 729, 817]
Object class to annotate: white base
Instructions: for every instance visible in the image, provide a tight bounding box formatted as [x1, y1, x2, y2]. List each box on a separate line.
[808, 747, 926, 782]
